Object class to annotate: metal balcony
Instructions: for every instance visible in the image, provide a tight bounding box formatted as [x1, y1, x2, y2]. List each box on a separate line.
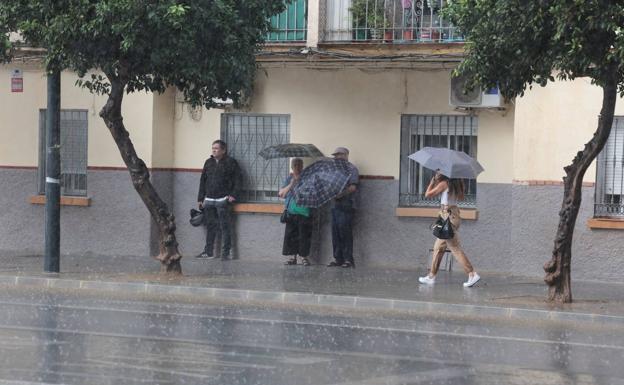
[323, 0, 463, 43]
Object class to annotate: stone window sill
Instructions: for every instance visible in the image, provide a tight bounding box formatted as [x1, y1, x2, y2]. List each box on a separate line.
[233, 203, 283, 214]
[395, 207, 478, 220]
[29, 195, 91, 207]
[587, 218, 624, 230]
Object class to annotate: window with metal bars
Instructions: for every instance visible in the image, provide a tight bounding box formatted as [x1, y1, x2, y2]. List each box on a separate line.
[221, 113, 290, 203]
[38, 109, 88, 197]
[595, 116, 624, 217]
[267, 0, 307, 42]
[399, 114, 478, 207]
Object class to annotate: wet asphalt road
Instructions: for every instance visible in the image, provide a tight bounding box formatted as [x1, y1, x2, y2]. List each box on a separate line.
[0, 286, 622, 385]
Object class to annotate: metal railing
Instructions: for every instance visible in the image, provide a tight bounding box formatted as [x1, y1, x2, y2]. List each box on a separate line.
[595, 116, 624, 218]
[267, 0, 308, 42]
[323, 0, 462, 43]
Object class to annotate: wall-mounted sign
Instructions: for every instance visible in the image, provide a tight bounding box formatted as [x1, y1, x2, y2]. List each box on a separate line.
[11, 69, 23, 93]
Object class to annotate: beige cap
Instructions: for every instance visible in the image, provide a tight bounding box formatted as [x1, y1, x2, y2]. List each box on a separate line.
[331, 147, 349, 156]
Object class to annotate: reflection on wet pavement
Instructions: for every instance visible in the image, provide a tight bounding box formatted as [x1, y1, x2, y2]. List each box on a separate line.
[0, 287, 621, 385]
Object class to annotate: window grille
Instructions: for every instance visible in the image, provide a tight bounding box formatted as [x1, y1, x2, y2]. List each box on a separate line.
[267, 0, 307, 42]
[38, 109, 88, 197]
[595, 116, 624, 217]
[221, 114, 290, 203]
[399, 114, 478, 208]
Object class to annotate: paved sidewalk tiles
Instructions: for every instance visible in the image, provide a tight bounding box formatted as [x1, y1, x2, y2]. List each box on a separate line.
[0, 254, 623, 326]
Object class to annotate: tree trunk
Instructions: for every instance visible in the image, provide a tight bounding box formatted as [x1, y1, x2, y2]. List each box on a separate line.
[99, 76, 182, 274]
[544, 72, 618, 303]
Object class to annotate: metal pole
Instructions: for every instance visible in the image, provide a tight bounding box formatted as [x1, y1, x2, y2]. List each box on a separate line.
[44, 70, 61, 273]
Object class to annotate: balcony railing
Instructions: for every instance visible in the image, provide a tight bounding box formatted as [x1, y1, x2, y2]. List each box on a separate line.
[267, 0, 308, 42]
[324, 0, 462, 43]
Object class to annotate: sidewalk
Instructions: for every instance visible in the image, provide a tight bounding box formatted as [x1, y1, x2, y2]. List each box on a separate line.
[1, 254, 623, 325]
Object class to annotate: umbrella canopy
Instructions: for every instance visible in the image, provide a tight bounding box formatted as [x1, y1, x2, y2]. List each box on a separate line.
[259, 143, 324, 159]
[408, 147, 484, 179]
[292, 158, 352, 208]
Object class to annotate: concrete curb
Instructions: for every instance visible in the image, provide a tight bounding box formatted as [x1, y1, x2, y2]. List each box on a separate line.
[1, 274, 623, 326]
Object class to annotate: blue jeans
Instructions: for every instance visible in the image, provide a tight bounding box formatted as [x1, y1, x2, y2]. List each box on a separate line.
[202, 199, 231, 257]
[331, 207, 354, 265]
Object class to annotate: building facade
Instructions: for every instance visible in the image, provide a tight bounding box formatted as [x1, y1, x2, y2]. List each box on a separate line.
[1, 0, 623, 281]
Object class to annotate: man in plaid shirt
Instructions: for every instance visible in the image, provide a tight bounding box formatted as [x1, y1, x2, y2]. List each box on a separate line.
[327, 147, 359, 268]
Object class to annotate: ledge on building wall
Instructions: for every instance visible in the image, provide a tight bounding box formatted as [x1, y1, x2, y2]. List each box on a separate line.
[587, 218, 624, 230]
[233, 203, 283, 214]
[29, 195, 91, 207]
[395, 207, 478, 220]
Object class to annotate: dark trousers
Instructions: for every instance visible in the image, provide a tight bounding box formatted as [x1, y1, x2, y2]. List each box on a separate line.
[203, 201, 231, 257]
[282, 214, 312, 257]
[331, 207, 354, 265]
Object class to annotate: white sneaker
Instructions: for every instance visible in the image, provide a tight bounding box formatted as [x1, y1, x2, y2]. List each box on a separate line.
[463, 273, 481, 287]
[418, 275, 435, 285]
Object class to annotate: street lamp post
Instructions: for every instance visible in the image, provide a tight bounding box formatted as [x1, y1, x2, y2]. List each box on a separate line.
[44, 69, 61, 273]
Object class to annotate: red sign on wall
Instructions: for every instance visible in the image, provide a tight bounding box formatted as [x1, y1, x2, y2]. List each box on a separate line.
[11, 69, 23, 92]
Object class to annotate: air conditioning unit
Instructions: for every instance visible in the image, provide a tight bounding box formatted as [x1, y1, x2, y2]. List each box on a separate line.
[450, 74, 503, 108]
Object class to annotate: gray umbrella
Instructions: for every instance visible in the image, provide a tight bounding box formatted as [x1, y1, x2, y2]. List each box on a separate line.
[259, 143, 324, 159]
[408, 147, 484, 179]
[292, 158, 352, 208]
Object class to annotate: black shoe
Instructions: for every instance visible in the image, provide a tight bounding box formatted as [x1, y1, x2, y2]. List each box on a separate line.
[284, 257, 297, 265]
[327, 261, 341, 267]
[341, 261, 354, 268]
[195, 252, 215, 259]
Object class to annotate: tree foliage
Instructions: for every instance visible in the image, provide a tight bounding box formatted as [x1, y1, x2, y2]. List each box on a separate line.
[445, 0, 624, 302]
[2, 0, 286, 105]
[445, 1, 624, 98]
[0, 0, 286, 272]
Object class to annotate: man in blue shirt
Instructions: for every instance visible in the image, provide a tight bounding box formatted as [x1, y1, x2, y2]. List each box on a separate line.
[327, 147, 359, 268]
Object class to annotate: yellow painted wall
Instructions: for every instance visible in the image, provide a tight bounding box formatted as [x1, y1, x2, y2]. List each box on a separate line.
[1, 64, 516, 181]
[514, 78, 624, 182]
[172, 94, 222, 169]
[0, 64, 41, 166]
[172, 67, 515, 183]
[151, 88, 175, 168]
[0, 64, 155, 168]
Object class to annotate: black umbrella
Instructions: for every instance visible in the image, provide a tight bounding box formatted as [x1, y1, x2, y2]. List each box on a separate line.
[259, 143, 324, 159]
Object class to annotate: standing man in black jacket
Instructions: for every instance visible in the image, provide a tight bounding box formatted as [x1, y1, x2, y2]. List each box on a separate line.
[196, 140, 242, 259]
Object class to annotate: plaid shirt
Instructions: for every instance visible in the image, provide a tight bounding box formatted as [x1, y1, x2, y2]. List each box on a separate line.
[197, 155, 242, 202]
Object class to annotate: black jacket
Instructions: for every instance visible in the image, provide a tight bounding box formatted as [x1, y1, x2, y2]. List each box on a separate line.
[197, 156, 242, 202]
